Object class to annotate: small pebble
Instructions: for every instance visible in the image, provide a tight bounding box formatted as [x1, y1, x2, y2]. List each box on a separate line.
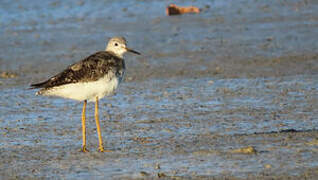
[265, 164, 272, 169]
[157, 172, 166, 178]
[231, 146, 257, 154]
[0, 72, 17, 78]
[140, 171, 150, 176]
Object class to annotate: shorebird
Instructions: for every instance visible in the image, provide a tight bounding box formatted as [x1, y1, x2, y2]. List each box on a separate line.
[30, 37, 140, 152]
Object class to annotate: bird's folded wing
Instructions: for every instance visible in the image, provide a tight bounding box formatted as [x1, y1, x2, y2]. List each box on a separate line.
[31, 51, 122, 89]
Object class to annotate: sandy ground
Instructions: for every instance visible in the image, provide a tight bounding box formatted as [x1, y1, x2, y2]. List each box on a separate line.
[0, 0, 318, 179]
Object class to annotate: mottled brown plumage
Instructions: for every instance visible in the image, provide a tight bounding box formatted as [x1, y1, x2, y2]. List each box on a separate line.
[31, 51, 125, 89]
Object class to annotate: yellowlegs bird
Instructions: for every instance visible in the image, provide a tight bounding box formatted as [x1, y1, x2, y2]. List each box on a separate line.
[31, 37, 140, 152]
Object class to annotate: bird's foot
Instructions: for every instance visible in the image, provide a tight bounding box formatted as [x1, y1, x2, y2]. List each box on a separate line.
[98, 146, 105, 152]
[98, 146, 112, 152]
[80, 145, 89, 152]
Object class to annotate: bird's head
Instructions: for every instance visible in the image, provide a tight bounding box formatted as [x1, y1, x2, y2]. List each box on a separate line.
[106, 37, 140, 58]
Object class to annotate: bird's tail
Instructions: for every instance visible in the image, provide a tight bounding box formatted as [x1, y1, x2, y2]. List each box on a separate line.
[30, 80, 49, 89]
[29, 80, 50, 95]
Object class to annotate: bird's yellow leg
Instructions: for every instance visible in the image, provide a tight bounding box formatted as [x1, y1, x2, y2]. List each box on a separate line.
[81, 100, 89, 152]
[95, 96, 105, 152]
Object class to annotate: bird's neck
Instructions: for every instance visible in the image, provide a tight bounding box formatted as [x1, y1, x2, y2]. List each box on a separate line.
[105, 50, 124, 59]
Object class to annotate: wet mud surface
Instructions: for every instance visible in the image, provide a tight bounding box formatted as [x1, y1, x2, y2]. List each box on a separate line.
[1, 0, 318, 179]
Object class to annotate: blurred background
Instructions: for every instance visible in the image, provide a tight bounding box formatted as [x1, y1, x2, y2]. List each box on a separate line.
[1, 0, 317, 84]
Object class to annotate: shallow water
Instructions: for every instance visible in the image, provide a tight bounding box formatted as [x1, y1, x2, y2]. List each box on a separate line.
[1, 0, 318, 179]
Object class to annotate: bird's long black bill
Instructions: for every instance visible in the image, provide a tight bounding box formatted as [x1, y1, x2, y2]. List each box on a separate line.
[126, 48, 141, 55]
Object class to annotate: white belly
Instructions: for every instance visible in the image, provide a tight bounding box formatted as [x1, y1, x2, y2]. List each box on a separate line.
[39, 75, 120, 101]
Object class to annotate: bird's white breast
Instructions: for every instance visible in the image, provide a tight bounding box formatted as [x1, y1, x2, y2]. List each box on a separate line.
[40, 72, 121, 101]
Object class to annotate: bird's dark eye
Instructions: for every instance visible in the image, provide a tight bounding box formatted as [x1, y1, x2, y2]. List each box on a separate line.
[114, 43, 118, 46]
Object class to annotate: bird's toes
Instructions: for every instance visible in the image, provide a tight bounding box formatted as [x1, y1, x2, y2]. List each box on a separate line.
[97, 146, 112, 152]
[80, 146, 89, 152]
